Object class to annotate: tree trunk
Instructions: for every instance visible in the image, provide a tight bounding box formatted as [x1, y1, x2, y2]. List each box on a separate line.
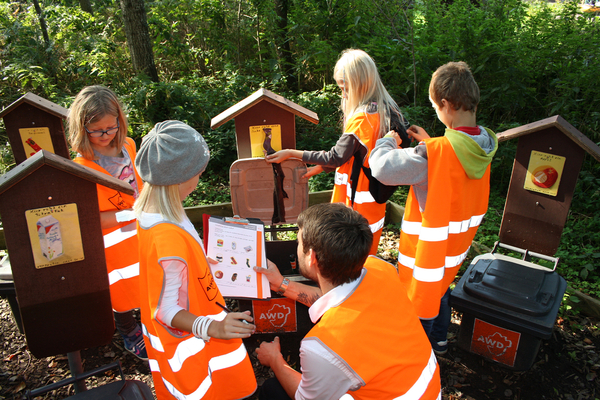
[119, 0, 159, 82]
[273, 0, 298, 93]
[31, 0, 50, 48]
[79, 0, 93, 14]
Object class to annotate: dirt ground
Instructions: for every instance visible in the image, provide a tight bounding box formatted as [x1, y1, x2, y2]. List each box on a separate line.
[1, 229, 600, 399]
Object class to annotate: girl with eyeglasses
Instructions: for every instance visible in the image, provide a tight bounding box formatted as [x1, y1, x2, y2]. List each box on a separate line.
[68, 85, 147, 361]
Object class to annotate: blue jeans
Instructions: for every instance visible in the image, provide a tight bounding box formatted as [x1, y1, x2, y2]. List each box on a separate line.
[259, 378, 292, 400]
[420, 287, 452, 344]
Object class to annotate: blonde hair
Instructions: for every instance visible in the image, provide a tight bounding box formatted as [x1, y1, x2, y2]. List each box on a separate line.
[429, 61, 479, 112]
[134, 183, 186, 224]
[333, 49, 404, 138]
[68, 85, 128, 160]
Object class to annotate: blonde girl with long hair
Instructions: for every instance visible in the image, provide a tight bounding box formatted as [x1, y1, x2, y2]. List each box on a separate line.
[266, 49, 408, 254]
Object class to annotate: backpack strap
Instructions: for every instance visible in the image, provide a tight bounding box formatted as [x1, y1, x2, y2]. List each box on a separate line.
[349, 153, 362, 206]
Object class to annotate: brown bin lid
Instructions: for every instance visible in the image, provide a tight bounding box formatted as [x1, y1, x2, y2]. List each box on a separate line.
[230, 158, 308, 225]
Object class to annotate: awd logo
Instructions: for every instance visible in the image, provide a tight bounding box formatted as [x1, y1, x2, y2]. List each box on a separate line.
[252, 298, 297, 333]
[259, 304, 291, 328]
[476, 331, 512, 357]
[471, 318, 521, 367]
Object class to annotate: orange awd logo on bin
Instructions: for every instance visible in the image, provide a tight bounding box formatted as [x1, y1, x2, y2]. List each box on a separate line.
[470, 318, 521, 367]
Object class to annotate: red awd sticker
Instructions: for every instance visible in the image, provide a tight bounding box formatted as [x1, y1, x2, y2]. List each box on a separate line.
[470, 318, 521, 367]
[252, 298, 297, 333]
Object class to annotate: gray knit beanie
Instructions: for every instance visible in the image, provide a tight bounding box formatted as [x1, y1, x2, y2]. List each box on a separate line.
[136, 120, 210, 185]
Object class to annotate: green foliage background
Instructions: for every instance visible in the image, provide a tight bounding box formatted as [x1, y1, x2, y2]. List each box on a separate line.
[0, 0, 599, 295]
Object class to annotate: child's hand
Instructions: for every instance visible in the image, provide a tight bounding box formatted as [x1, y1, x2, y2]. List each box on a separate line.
[265, 150, 291, 163]
[302, 165, 323, 179]
[385, 130, 404, 147]
[209, 311, 255, 339]
[407, 125, 430, 142]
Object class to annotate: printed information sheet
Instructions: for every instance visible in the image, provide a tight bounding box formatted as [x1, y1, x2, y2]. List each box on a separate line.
[206, 216, 270, 299]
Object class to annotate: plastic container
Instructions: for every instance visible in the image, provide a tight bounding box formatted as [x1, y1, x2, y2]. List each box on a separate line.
[451, 252, 566, 370]
[227, 156, 315, 363]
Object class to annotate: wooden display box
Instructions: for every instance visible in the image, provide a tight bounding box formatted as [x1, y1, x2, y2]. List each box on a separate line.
[211, 88, 318, 159]
[0, 150, 133, 358]
[497, 115, 600, 256]
[0, 92, 70, 165]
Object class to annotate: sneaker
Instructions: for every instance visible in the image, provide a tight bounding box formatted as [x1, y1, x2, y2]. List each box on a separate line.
[431, 340, 448, 356]
[122, 325, 148, 361]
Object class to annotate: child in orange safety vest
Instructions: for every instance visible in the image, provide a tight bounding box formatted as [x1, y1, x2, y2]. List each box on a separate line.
[265, 49, 409, 255]
[133, 120, 257, 400]
[69, 85, 146, 360]
[369, 61, 499, 355]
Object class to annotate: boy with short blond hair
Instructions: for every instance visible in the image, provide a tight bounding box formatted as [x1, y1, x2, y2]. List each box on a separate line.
[369, 61, 498, 354]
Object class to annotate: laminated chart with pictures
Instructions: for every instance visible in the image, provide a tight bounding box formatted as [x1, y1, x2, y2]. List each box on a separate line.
[206, 216, 270, 299]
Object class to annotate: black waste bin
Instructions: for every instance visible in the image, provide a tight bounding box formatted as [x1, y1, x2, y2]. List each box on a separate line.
[451, 251, 566, 371]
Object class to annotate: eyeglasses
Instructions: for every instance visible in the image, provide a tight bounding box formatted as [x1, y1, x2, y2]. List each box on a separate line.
[85, 119, 120, 138]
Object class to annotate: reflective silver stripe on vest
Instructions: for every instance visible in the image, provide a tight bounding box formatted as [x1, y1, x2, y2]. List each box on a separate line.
[345, 184, 376, 204]
[445, 247, 470, 270]
[108, 262, 139, 285]
[334, 171, 348, 186]
[166, 312, 228, 372]
[401, 219, 421, 235]
[142, 323, 165, 352]
[161, 343, 248, 400]
[398, 247, 471, 282]
[394, 349, 439, 399]
[149, 358, 160, 372]
[398, 253, 416, 269]
[369, 216, 385, 233]
[448, 213, 484, 234]
[169, 336, 206, 373]
[402, 214, 485, 242]
[146, 311, 226, 373]
[104, 221, 137, 248]
[412, 265, 445, 282]
[335, 170, 378, 205]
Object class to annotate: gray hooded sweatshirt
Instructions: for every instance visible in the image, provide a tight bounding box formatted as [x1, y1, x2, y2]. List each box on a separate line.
[369, 126, 498, 211]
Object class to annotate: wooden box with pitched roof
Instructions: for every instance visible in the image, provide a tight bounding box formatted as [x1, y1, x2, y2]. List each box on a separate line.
[496, 115, 600, 256]
[210, 88, 319, 159]
[211, 88, 319, 225]
[0, 150, 133, 358]
[0, 92, 70, 165]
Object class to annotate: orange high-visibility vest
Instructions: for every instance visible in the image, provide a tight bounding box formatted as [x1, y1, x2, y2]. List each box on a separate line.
[73, 137, 142, 312]
[398, 136, 491, 319]
[304, 257, 441, 400]
[138, 221, 256, 400]
[331, 110, 386, 255]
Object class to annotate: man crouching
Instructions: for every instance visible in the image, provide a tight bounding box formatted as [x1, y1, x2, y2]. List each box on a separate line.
[254, 203, 441, 400]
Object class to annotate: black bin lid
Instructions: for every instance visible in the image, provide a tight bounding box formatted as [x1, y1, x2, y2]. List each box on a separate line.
[463, 256, 561, 317]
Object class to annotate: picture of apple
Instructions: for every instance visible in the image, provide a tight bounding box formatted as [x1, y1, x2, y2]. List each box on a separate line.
[532, 165, 559, 189]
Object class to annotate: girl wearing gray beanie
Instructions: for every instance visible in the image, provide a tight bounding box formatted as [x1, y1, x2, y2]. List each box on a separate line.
[133, 120, 257, 399]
